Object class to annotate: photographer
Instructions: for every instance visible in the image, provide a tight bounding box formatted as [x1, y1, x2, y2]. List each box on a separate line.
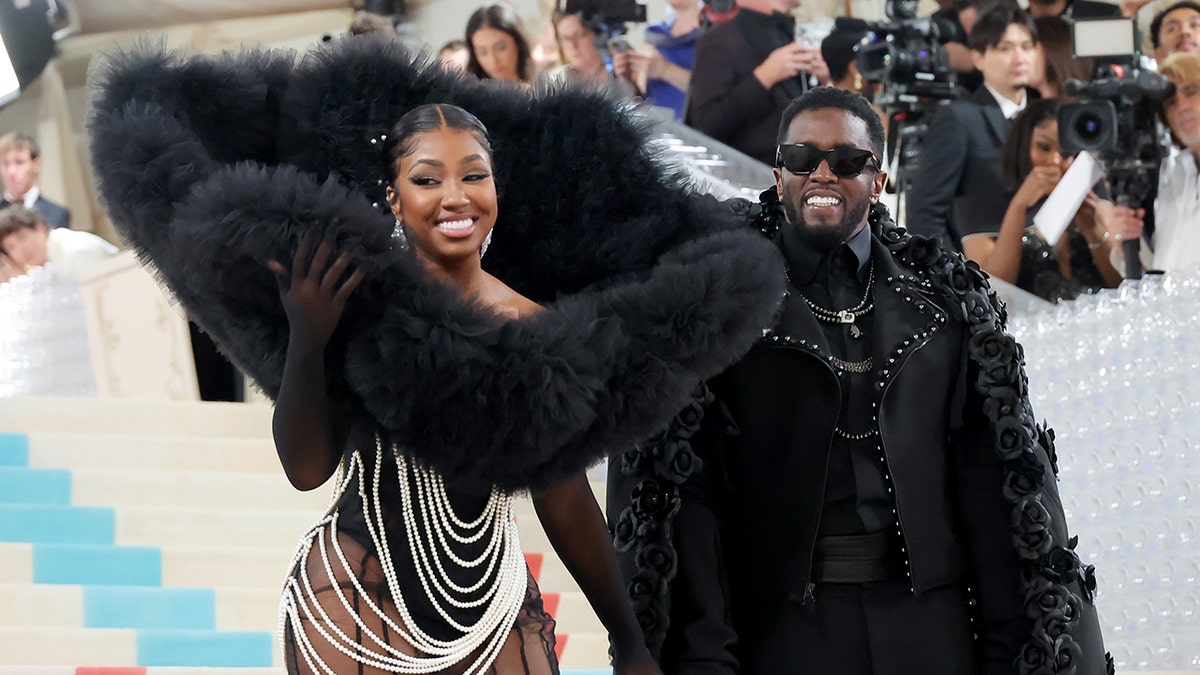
[685, 0, 828, 165]
[1108, 52, 1200, 272]
[905, 4, 1038, 249]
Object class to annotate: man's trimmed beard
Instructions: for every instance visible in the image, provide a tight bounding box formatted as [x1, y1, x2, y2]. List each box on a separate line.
[780, 194, 872, 251]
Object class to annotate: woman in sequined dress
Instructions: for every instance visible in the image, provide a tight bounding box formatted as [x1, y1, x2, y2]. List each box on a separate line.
[959, 99, 1124, 303]
[268, 103, 659, 675]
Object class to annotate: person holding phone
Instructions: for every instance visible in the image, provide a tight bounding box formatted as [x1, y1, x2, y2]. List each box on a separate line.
[685, 0, 829, 165]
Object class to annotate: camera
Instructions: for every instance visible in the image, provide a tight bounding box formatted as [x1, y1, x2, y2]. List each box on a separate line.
[564, 0, 646, 30]
[1057, 17, 1173, 277]
[1057, 18, 1172, 203]
[561, 0, 646, 53]
[854, 0, 959, 102]
[851, 0, 962, 198]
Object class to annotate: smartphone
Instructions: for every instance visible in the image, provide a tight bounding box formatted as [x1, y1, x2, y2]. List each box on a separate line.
[608, 36, 633, 53]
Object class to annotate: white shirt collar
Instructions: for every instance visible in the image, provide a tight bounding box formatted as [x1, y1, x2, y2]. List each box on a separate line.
[983, 83, 1027, 120]
[3, 185, 39, 209]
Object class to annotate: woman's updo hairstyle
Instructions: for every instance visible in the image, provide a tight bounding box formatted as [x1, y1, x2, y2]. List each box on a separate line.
[383, 103, 493, 176]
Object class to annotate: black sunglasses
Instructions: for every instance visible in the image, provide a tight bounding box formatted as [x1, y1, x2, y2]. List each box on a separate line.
[775, 144, 880, 178]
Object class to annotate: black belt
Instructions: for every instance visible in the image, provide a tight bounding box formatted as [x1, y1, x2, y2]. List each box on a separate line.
[812, 530, 906, 584]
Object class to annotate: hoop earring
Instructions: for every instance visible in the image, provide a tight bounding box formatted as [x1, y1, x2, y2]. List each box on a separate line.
[392, 219, 409, 251]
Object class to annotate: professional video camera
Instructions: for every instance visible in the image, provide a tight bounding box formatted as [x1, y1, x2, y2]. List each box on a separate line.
[852, 0, 962, 201]
[855, 0, 959, 103]
[1057, 17, 1173, 277]
[564, 0, 647, 50]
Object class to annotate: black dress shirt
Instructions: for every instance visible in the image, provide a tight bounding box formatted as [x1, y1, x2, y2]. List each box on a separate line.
[781, 225, 895, 536]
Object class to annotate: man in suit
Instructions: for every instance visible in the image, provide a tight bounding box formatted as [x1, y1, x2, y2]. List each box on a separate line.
[0, 132, 71, 229]
[685, 0, 827, 165]
[905, 5, 1038, 250]
[609, 86, 1111, 675]
[1027, 0, 1123, 19]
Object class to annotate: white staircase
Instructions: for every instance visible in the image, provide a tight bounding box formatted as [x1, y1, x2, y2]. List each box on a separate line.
[0, 397, 613, 674]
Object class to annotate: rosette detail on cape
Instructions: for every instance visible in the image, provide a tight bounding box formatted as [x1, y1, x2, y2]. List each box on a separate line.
[87, 38, 786, 493]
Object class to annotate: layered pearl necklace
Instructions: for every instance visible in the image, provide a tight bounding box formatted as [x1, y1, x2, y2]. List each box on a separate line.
[279, 435, 527, 673]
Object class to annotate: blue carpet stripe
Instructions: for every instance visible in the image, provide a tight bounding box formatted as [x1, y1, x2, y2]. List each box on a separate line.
[34, 544, 161, 586]
[0, 433, 29, 465]
[0, 466, 71, 504]
[137, 629, 273, 667]
[85, 586, 215, 629]
[0, 504, 114, 544]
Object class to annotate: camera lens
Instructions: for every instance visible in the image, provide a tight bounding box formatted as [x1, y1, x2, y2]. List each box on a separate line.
[1074, 112, 1105, 143]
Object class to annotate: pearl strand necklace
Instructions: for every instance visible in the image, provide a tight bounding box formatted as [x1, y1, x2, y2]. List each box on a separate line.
[277, 435, 528, 673]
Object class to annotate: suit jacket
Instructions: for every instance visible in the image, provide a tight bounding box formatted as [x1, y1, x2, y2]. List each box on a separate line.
[684, 10, 806, 166]
[638, 225, 1109, 675]
[905, 86, 1014, 251]
[1, 194, 71, 229]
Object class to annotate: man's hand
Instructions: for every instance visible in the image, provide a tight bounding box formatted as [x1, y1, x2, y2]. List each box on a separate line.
[612, 48, 651, 92]
[1102, 205, 1146, 244]
[754, 42, 821, 90]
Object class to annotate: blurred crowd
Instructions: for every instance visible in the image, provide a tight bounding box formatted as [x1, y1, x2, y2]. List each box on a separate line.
[5, 0, 1200, 398]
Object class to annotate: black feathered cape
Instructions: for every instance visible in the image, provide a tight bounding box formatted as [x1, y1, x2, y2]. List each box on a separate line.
[87, 38, 785, 493]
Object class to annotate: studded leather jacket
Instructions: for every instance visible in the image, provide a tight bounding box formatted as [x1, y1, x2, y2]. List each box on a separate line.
[609, 200, 1111, 675]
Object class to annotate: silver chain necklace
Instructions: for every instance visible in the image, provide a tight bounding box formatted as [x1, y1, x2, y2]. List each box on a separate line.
[793, 261, 875, 339]
[828, 355, 873, 373]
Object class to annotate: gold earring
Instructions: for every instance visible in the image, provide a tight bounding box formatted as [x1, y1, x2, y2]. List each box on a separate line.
[854, 72, 863, 92]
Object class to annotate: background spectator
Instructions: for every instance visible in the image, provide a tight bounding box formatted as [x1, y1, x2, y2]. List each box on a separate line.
[439, 39, 471, 72]
[348, 11, 396, 36]
[636, 0, 702, 119]
[1027, 0, 1122, 18]
[0, 132, 70, 230]
[1150, 1, 1200, 62]
[467, 2, 534, 82]
[821, 20, 888, 131]
[1031, 15, 1093, 98]
[936, 0, 1020, 94]
[0, 204, 115, 283]
[685, 0, 827, 165]
[961, 99, 1121, 302]
[548, 2, 638, 96]
[1111, 52, 1200, 272]
[905, 5, 1038, 249]
[551, 3, 612, 83]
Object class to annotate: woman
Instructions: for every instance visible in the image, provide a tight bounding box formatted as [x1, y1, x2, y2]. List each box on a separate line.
[1030, 15, 1093, 99]
[88, 37, 784, 675]
[467, 3, 534, 82]
[269, 104, 661, 673]
[960, 99, 1122, 302]
[637, 0, 702, 118]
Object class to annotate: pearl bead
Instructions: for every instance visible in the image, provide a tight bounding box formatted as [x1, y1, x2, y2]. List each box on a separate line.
[277, 435, 526, 672]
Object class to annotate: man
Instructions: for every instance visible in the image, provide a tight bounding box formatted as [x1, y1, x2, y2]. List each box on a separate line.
[1149, 1, 1200, 61]
[685, 0, 828, 165]
[1026, 0, 1122, 19]
[0, 132, 71, 229]
[0, 204, 115, 283]
[550, 3, 637, 96]
[905, 5, 1037, 250]
[1108, 52, 1200, 272]
[609, 86, 1109, 674]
